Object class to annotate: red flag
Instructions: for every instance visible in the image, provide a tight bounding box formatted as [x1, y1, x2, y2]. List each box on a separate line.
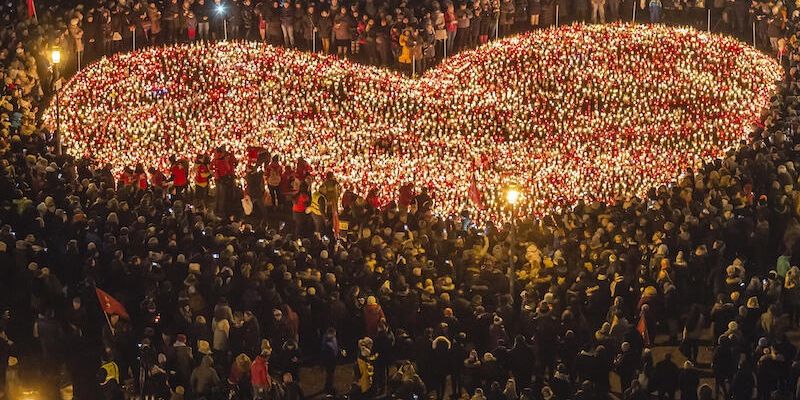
[636, 314, 650, 347]
[26, 0, 36, 19]
[332, 208, 340, 239]
[96, 288, 129, 319]
[468, 181, 485, 210]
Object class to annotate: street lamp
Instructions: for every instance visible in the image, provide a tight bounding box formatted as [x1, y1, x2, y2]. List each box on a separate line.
[51, 49, 61, 65]
[217, 4, 228, 41]
[505, 184, 522, 299]
[51, 48, 62, 156]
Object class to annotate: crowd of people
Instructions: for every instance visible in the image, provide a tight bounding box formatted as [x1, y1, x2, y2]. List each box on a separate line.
[2, 1, 800, 400]
[23, 0, 798, 76]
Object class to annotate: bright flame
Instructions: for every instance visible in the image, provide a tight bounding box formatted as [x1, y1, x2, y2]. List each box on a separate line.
[506, 187, 521, 205]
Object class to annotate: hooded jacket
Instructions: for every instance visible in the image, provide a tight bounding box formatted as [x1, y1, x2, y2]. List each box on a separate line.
[190, 355, 221, 395]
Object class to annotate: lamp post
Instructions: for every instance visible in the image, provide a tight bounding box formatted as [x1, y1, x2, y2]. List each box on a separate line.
[505, 185, 521, 299]
[51, 48, 62, 156]
[217, 5, 228, 41]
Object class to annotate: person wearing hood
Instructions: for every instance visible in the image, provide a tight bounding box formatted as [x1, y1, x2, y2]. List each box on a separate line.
[172, 333, 193, 388]
[190, 355, 221, 397]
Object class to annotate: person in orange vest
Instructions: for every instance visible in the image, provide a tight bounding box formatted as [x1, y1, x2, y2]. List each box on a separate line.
[194, 154, 212, 209]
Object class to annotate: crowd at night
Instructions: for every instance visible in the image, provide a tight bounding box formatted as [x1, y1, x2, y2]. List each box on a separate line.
[2, 0, 800, 399]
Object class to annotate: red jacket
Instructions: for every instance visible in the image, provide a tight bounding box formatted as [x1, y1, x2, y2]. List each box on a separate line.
[250, 355, 271, 387]
[119, 172, 133, 187]
[366, 192, 382, 209]
[213, 153, 236, 179]
[295, 158, 312, 180]
[135, 173, 148, 190]
[293, 192, 310, 213]
[445, 11, 458, 32]
[399, 184, 415, 207]
[170, 161, 188, 187]
[150, 170, 166, 188]
[195, 163, 211, 186]
[280, 168, 296, 194]
[363, 304, 386, 337]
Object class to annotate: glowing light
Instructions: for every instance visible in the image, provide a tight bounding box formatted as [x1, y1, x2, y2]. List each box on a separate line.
[42, 24, 781, 224]
[51, 49, 61, 65]
[506, 186, 521, 205]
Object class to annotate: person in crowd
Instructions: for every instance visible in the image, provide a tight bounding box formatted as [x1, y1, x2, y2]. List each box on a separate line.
[195, 0, 212, 40]
[164, 0, 182, 42]
[591, 0, 606, 22]
[318, 9, 333, 53]
[334, 6, 353, 56]
[280, 0, 296, 48]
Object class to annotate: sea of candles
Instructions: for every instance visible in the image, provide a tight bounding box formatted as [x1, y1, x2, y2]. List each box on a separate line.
[42, 23, 782, 223]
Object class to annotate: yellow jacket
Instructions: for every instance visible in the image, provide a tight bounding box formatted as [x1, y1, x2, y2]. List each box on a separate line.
[306, 191, 327, 216]
[357, 356, 374, 393]
[398, 32, 412, 64]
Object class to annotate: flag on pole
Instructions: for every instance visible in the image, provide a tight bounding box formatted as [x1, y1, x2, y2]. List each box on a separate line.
[332, 208, 341, 239]
[468, 180, 485, 210]
[636, 313, 650, 347]
[26, 0, 36, 19]
[95, 288, 129, 319]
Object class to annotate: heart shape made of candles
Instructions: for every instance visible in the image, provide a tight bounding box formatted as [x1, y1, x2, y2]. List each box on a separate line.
[46, 23, 781, 223]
